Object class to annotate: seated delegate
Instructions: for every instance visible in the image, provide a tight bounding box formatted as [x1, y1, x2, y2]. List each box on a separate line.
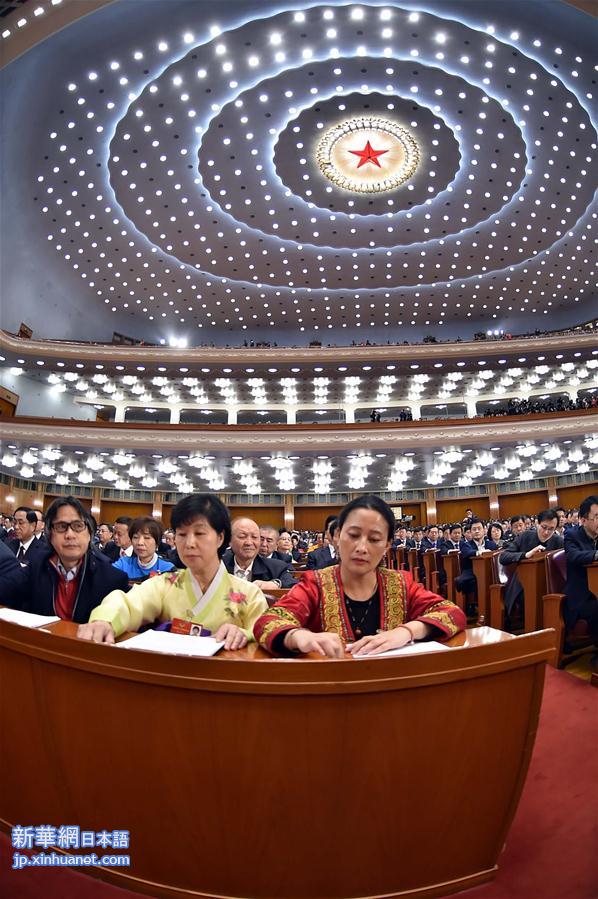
[78, 494, 268, 650]
[254, 495, 466, 658]
[0, 496, 128, 622]
[112, 516, 175, 579]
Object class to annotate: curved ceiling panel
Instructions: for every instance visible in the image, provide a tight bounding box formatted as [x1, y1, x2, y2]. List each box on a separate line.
[1, 0, 596, 344]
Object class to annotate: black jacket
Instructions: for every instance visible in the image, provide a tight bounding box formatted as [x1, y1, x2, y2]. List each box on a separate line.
[0, 542, 129, 623]
[499, 529, 563, 615]
[221, 549, 295, 588]
[305, 545, 337, 570]
[564, 525, 598, 628]
[5, 536, 46, 563]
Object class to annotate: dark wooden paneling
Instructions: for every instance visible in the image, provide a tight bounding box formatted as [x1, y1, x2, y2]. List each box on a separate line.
[100, 500, 153, 522]
[556, 483, 598, 511]
[294, 505, 344, 532]
[498, 491, 549, 519]
[436, 497, 490, 525]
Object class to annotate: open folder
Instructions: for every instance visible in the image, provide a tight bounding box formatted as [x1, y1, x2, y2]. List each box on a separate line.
[114, 630, 224, 657]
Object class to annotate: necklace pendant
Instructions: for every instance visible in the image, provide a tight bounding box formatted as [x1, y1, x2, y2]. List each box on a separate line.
[355, 627, 362, 637]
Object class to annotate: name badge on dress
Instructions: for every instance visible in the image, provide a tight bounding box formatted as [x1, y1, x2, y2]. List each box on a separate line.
[171, 618, 212, 637]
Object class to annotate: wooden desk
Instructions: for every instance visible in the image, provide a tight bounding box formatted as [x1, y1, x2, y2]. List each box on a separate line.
[586, 561, 598, 598]
[472, 553, 494, 624]
[517, 555, 549, 633]
[407, 547, 420, 581]
[0, 620, 555, 899]
[443, 551, 461, 607]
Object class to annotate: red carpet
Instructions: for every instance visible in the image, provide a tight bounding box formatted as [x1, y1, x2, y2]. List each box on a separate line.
[1, 667, 596, 899]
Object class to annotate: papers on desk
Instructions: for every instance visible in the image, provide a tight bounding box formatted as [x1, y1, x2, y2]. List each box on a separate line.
[114, 629, 224, 657]
[351, 640, 450, 659]
[0, 608, 60, 628]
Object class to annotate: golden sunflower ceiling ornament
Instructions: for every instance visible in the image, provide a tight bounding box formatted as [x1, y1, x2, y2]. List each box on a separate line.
[316, 116, 420, 193]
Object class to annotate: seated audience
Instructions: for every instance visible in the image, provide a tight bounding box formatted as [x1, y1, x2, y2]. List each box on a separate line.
[112, 516, 133, 559]
[563, 495, 598, 648]
[503, 515, 526, 545]
[113, 516, 175, 579]
[222, 518, 295, 589]
[421, 526, 440, 551]
[306, 519, 339, 569]
[97, 522, 114, 554]
[259, 525, 292, 563]
[78, 494, 268, 649]
[254, 495, 466, 657]
[487, 522, 505, 548]
[457, 518, 498, 603]
[440, 523, 467, 555]
[290, 534, 303, 562]
[276, 530, 294, 561]
[406, 527, 424, 550]
[0, 497, 128, 621]
[6, 507, 47, 564]
[499, 509, 563, 622]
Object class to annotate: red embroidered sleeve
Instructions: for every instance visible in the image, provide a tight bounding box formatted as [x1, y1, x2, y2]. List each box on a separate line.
[404, 573, 467, 636]
[253, 572, 321, 652]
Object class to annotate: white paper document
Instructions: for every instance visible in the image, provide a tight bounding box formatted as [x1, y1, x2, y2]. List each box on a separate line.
[0, 608, 60, 628]
[114, 629, 225, 657]
[351, 640, 450, 659]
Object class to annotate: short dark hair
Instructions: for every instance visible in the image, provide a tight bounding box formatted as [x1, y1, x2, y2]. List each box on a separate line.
[579, 495, 598, 519]
[329, 520, 339, 539]
[414, 526, 424, 534]
[470, 517, 484, 526]
[170, 494, 231, 558]
[99, 522, 114, 533]
[338, 495, 395, 541]
[449, 522, 463, 534]
[488, 522, 503, 538]
[537, 509, 558, 524]
[114, 515, 133, 527]
[14, 506, 37, 525]
[129, 516, 163, 545]
[510, 515, 524, 525]
[553, 506, 566, 515]
[324, 513, 338, 531]
[45, 496, 94, 540]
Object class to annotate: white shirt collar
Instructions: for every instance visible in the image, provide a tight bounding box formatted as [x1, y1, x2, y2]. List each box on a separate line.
[233, 556, 254, 579]
[20, 536, 36, 552]
[137, 552, 158, 570]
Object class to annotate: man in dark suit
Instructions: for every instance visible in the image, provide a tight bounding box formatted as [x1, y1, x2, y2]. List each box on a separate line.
[6, 507, 46, 564]
[563, 495, 598, 642]
[421, 525, 440, 551]
[0, 496, 128, 622]
[306, 520, 338, 570]
[439, 523, 467, 555]
[222, 517, 295, 589]
[406, 527, 424, 550]
[259, 525, 292, 564]
[456, 518, 498, 600]
[499, 509, 563, 618]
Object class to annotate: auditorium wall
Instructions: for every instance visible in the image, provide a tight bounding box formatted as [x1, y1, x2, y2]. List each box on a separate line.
[557, 483, 598, 510]
[436, 498, 490, 525]
[0, 368, 96, 421]
[497, 490, 549, 519]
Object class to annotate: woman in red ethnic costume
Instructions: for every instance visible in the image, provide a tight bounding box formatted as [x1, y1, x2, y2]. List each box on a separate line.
[254, 494, 466, 659]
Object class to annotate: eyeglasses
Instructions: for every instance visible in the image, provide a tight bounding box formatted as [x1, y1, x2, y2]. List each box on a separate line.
[51, 520, 87, 534]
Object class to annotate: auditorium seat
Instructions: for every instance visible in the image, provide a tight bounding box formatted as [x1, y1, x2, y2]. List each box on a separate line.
[542, 549, 596, 668]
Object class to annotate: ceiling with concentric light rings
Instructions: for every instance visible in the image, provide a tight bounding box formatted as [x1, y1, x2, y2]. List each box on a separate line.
[0, 0, 596, 344]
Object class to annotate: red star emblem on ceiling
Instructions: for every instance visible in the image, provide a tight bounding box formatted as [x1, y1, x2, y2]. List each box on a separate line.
[348, 140, 389, 169]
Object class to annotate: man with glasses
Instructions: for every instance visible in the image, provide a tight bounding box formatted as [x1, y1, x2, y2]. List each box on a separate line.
[563, 495, 598, 652]
[0, 496, 128, 621]
[499, 509, 563, 624]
